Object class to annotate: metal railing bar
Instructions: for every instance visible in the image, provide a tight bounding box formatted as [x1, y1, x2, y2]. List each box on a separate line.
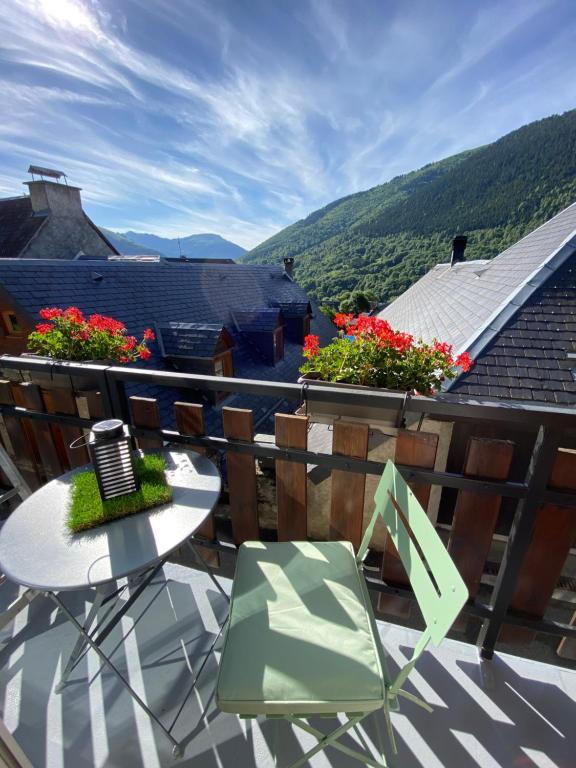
[478, 426, 563, 659]
[0, 405, 93, 429]
[364, 576, 576, 640]
[3, 404, 576, 506]
[1, 356, 575, 429]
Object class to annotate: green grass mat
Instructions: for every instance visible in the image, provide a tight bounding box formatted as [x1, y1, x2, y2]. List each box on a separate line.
[68, 453, 172, 533]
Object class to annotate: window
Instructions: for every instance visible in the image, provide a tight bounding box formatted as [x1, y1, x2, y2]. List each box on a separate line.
[2, 312, 21, 334]
[214, 358, 224, 377]
[273, 328, 284, 363]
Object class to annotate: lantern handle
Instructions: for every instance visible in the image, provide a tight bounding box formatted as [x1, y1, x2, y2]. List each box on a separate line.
[69, 433, 91, 450]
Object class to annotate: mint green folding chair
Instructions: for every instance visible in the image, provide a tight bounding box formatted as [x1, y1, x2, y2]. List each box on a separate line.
[216, 460, 468, 767]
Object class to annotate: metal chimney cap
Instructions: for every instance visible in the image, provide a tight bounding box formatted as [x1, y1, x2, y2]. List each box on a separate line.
[92, 419, 124, 440]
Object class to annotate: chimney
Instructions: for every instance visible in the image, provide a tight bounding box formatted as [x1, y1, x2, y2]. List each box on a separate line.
[283, 257, 295, 279]
[450, 235, 468, 266]
[24, 166, 83, 217]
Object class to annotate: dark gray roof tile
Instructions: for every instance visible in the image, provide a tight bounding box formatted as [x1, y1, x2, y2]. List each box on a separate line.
[0, 197, 47, 259]
[453, 253, 576, 405]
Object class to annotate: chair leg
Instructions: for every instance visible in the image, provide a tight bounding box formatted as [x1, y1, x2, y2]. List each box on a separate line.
[284, 714, 387, 768]
[395, 688, 433, 713]
[383, 697, 398, 755]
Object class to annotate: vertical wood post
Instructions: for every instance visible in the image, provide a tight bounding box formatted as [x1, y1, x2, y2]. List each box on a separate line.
[275, 414, 308, 541]
[222, 407, 259, 545]
[500, 448, 576, 646]
[129, 396, 163, 451]
[13, 382, 63, 481]
[329, 421, 369, 551]
[41, 387, 89, 468]
[448, 437, 515, 599]
[0, 381, 41, 489]
[174, 402, 219, 567]
[379, 430, 438, 617]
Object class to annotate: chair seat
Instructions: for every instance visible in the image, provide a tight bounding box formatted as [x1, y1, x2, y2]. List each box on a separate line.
[216, 541, 387, 715]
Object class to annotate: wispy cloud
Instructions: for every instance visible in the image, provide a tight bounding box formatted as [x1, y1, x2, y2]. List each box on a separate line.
[0, 0, 575, 248]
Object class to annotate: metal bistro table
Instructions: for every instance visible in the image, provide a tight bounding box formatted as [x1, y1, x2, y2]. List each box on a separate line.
[0, 447, 223, 757]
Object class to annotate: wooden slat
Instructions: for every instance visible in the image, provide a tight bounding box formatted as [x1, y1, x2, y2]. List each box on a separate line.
[129, 396, 163, 451]
[379, 430, 439, 618]
[448, 437, 514, 599]
[41, 387, 89, 469]
[329, 421, 369, 550]
[222, 407, 259, 545]
[174, 402, 205, 444]
[499, 449, 576, 647]
[275, 414, 308, 540]
[558, 611, 576, 659]
[0, 381, 41, 489]
[76, 389, 104, 421]
[174, 402, 219, 567]
[13, 382, 63, 481]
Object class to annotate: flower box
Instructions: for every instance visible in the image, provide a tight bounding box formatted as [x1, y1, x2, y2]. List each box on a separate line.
[297, 373, 413, 431]
[15, 353, 113, 392]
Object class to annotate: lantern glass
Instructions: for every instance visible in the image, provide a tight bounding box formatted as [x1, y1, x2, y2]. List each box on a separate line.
[88, 419, 139, 501]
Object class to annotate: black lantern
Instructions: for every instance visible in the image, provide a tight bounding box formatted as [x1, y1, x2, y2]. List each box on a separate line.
[88, 419, 139, 501]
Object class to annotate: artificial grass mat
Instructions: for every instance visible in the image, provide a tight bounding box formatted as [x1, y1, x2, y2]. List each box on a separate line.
[68, 453, 172, 533]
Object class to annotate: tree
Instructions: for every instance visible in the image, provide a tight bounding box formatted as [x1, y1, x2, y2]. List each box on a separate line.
[338, 290, 377, 314]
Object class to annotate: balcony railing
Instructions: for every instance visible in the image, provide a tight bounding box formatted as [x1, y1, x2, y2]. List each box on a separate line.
[0, 355, 575, 662]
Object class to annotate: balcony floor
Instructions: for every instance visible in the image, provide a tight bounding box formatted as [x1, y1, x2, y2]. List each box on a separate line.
[0, 562, 575, 768]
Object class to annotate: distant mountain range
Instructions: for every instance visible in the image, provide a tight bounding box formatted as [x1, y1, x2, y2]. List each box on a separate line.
[100, 229, 246, 260]
[243, 109, 576, 306]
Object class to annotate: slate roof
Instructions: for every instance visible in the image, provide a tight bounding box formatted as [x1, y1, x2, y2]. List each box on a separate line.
[0, 197, 47, 259]
[450, 251, 576, 405]
[378, 202, 576, 352]
[158, 323, 225, 358]
[269, 300, 310, 317]
[0, 258, 337, 433]
[233, 309, 282, 332]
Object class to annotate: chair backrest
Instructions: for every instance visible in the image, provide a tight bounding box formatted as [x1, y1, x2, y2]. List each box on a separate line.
[358, 460, 468, 646]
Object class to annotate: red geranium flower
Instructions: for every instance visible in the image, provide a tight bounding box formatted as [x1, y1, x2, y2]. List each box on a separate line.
[39, 307, 63, 320]
[456, 352, 473, 373]
[63, 306, 84, 324]
[334, 313, 353, 329]
[300, 313, 474, 393]
[303, 334, 320, 358]
[28, 307, 154, 364]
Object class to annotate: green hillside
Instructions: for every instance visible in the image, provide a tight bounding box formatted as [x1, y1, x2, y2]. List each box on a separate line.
[243, 110, 576, 306]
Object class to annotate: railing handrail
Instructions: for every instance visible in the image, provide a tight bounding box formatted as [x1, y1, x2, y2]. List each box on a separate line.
[2, 355, 575, 429]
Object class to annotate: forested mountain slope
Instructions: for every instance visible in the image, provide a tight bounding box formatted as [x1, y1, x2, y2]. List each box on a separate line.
[243, 110, 576, 305]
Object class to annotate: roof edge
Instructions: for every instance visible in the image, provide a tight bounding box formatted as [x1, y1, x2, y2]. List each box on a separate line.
[85, 216, 121, 255]
[445, 233, 576, 390]
[16, 214, 49, 258]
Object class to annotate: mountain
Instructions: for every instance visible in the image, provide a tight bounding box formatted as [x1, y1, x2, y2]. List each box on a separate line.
[100, 228, 164, 256]
[107, 231, 246, 260]
[243, 109, 576, 306]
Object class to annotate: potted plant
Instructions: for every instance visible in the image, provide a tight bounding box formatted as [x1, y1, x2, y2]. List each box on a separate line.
[299, 313, 473, 427]
[19, 306, 155, 390]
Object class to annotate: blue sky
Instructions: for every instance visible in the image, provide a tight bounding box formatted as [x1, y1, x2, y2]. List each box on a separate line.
[1, 0, 576, 249]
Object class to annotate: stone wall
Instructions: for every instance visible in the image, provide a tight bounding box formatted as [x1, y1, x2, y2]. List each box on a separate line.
[23, 216, 114, 260]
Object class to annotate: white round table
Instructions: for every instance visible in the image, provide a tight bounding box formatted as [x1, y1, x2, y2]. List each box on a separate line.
[0, 447, 221, 591]
[0, 447, 222, 757]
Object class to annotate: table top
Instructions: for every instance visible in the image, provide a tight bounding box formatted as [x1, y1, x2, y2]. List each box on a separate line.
[0, 448, 221, 592]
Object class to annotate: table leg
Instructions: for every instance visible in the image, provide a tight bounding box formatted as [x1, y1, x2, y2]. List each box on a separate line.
[186, 541, 230, 606]
[56, 586, 107, 693]
[48, 591, 183, 757]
